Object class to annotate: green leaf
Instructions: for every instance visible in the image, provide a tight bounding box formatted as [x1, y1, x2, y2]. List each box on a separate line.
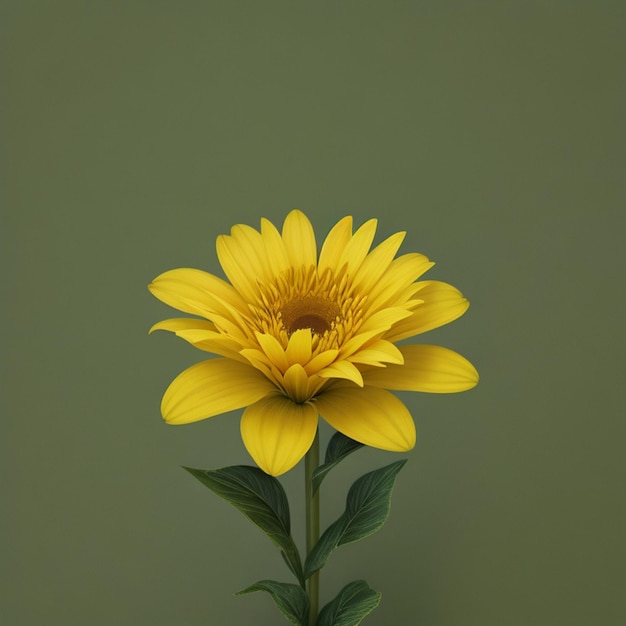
[237, 580, 309, 626]
[312, 432, 364, 495]
[184, 465, 304, 585]
[316, 580, 381, 626]
[304, 515, 347, 579]
[305, 460, 406, 579]
[340, 459, 406, 544]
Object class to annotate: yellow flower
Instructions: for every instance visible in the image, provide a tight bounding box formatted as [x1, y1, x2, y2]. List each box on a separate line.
[149, 210, 478, 476]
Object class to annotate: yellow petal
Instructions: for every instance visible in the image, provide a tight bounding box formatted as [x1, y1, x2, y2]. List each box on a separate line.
[148, 268, 249, 321]
[239, 347, 271, 369]
[182, 336, 246, 360]
[338, 311, 413, 360]
[318, 360, 364, 387]
[283, 363, 311, 403]
[150, 318, 245, 359]
[384, 281, 470, 342]
[285, 328, 313, 366]
[205, 311, 252, 344]
[150, 318, 218, 334]
[261, 217, 290, 277]
[303, 349, 339, 376]
[363, 345, 479, 392]
[239, 348, 284, 388]
[347, 339, 404, 367]
[230, 224, 274, 281]
[282, 209, 317, 269]
[256, 332, 289, 372]
[356, 307, 413, 335]
[338, 328, 385, 359]
[365, 253, 434, 312]
[315, 386, 415, 451]
[318, 216, 353, 274]
[216, 233, 262, 303]
[338, 218, 377, 276]
[352, 231, 406, 294]
[240, 395, 318, 476]
[161, 359, 275, 425]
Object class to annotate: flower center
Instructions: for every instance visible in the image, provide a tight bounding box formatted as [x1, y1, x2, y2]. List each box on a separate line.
[280, 296, 341, 336]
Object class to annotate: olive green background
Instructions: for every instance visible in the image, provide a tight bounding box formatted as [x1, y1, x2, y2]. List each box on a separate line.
[2, 2, 624, 625]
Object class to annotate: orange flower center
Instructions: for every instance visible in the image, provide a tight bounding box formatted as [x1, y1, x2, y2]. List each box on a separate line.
[280, 296, 341, 336]
[250, 265, 366, 353]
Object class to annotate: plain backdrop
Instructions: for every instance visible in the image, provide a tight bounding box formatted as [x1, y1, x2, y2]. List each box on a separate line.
[2, 2, 624, 625]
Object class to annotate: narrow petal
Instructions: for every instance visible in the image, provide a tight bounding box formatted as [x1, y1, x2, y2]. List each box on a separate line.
[282, 209, 317, 268]
[239, 348, 284, 388]
[204, 311, 252, 344]
[347, 339, 404, 367]
[315, 386, 416, 451]
[261, 217, 290, 277]
[256, 332, 289, 372]
[216, 234, 262, 303]
[230, 224, 274, 282]
[351, 231, 406, 294]
[303, 349, 339, 376]
[338, 218, 377, 276]
[318, 360, 364, 387]
[356, 307, 413, 335]
[179, 334, 246, 360]
[148, 268, 249, 321]
[338, 328, 386, 360]
[365, 253, 434, 312]
[383, 281, 470, 342]
[161, 359, 275, 425]
[240, 395, 318, 475]
[285, 328, 313, 366]
[150, 318, 245, 359]
[150, 317, 217, 334]
[363, 345, 479, 392]
[318, 216, 353, 274]
[283, 363, 311, 403]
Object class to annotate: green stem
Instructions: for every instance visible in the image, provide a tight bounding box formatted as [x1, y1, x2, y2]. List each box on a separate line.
[304, 428, 320, 626]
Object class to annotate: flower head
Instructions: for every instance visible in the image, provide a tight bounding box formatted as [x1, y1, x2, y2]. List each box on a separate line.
[149, 210, 478, 475]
